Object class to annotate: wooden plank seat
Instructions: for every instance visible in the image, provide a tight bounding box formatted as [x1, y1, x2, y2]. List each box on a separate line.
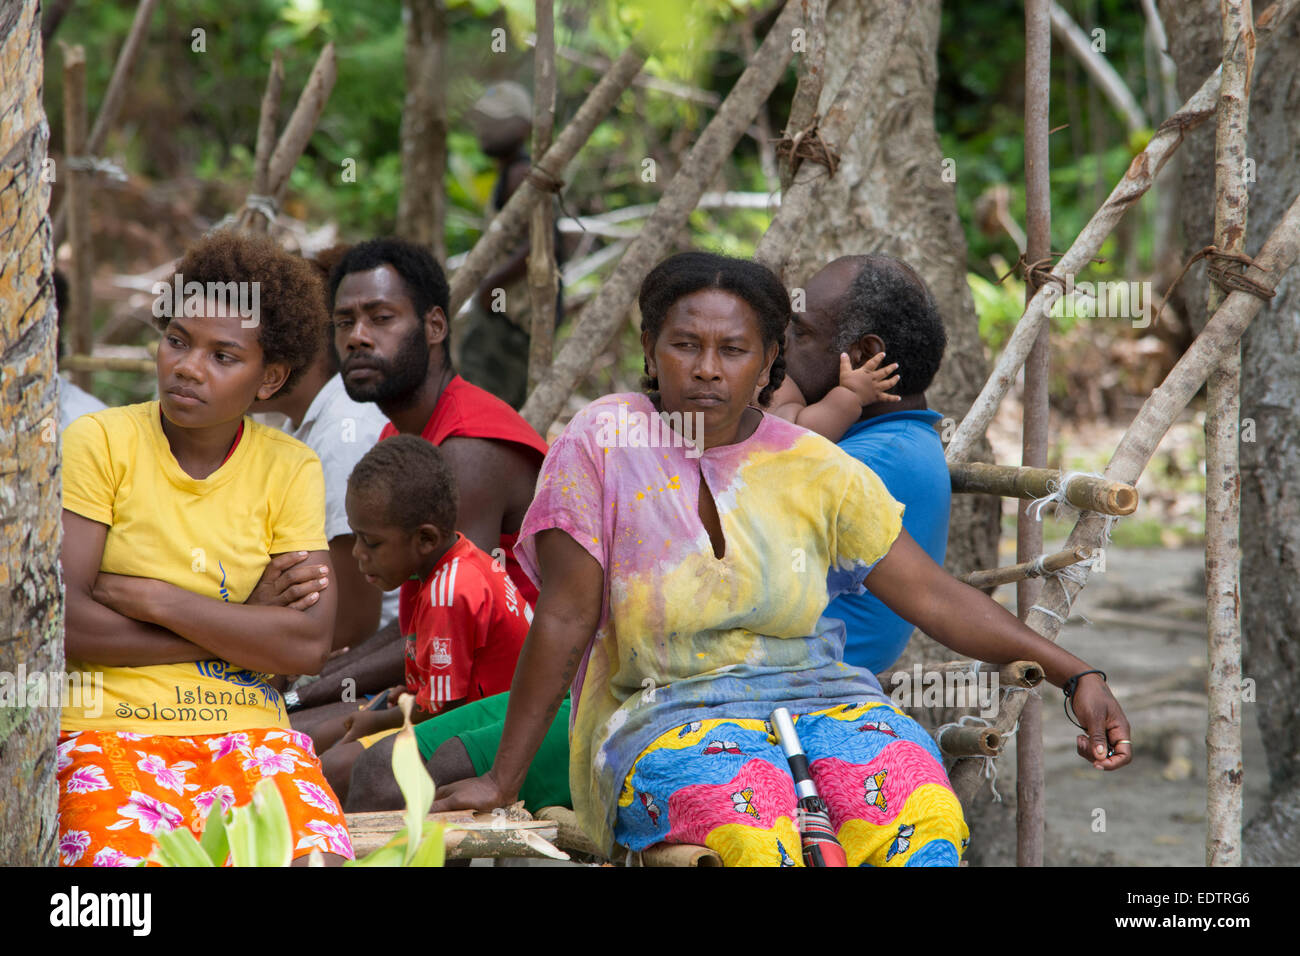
[345, 807, 568, 862]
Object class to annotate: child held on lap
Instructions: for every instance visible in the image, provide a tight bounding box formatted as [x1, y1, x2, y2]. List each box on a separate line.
[316, 436, 531, 798]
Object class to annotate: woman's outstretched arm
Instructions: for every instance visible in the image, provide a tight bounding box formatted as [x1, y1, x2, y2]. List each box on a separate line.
[431, 528, 605, 811]
[864, 529, 1133, 770]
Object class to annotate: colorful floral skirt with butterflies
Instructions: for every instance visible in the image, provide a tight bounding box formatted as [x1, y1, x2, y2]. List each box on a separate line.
[614, 701, 968, 866]
[55, 729, 355, 866]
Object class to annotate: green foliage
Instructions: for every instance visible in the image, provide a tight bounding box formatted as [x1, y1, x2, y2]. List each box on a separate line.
[937, 0, 1157, 280]
[152, 780, 293, 867]
[150, 695, 443, 867]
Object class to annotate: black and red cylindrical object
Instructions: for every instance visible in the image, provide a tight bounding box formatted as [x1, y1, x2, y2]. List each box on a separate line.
[770, 706, 847, 867]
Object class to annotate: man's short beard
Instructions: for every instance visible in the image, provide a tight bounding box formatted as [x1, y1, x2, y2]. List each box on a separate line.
[343, 323, 431, 408]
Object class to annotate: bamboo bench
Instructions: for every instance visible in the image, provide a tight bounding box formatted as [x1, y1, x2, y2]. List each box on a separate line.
[343, 805, 722, 866]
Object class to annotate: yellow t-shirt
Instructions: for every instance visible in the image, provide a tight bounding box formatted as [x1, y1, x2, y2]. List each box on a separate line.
[61, 401, 328, 735]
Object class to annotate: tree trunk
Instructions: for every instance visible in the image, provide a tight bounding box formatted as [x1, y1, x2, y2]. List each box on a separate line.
[0, 0, 62, 867]
[1161, 0, 1300, 864]
[786, 0, 1006, 864]
[396, 0, 448, 261]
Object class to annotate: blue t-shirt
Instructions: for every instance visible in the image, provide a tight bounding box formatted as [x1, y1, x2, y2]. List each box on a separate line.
[828, 409, 951, 674]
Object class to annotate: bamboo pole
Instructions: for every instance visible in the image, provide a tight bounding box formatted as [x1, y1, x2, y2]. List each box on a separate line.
[962, 547, 1091, 590]
[443, 825, 567, 861]
[535, 806, 605, 858]
[526, 0, 559, 393]
[914, 660, 1046, 689]
[251, 51, 284, 207]
[344, 809, 565, 859]
[999, 660, 1045, 688]
[938, 724, 1002, 758]
[944, 0, 1299, 466]
[753, 0, 908, 279]
[778, 0, 826, 190]
[519, 0, 804, 433]
[640, 844, 723, 867]
[59, 356, 154, 374]
[949, 462, 1138, 515]
[949, 186, 1300, 804]
[61, 43, 93, 393]
[51, 0, 160, 249]
[1017, 0, 1052, 867]
[446, 45, 648, 320]
[1205, 0, 1252, 869]
[239, 44, 337, 233]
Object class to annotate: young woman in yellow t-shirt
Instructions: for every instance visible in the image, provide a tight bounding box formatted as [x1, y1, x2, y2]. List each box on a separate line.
[58, 232, 354, 866]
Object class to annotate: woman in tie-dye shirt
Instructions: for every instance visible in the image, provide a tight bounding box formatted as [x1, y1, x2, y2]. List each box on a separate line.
[433, 252, 1134, 866]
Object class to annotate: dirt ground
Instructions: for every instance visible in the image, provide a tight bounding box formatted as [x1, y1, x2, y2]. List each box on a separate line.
[980, 540, 1265, 866]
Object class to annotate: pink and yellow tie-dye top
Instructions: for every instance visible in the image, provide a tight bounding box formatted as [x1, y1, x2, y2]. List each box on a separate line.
[514, 393, 905, 851]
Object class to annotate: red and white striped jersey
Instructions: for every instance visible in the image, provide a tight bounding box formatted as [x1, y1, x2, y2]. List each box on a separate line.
[399, 532, 532, 716]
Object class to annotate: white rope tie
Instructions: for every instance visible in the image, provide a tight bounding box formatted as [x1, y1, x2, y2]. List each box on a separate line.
[938, 714, 1006, 801]
[65, 155, 128, 182]
[1029, 603, 1066, 623]
[243, 193, 279, 223]
[1026, 470, 1095, 521]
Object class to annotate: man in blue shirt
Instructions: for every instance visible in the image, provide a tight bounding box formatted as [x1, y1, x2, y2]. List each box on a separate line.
[784, 255, 951, 674]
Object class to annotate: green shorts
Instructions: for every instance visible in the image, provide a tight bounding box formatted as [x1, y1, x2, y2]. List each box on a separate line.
[414, 691, 572, 812]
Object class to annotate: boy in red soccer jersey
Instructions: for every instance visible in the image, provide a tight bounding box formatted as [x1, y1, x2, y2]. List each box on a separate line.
[313, 435, 531, 801]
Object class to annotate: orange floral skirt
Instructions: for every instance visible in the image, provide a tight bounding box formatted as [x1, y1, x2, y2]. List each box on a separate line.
[56, 728, 354, 866]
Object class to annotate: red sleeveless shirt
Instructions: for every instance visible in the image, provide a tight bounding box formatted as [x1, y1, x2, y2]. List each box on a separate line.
[378, 376, 548, 605]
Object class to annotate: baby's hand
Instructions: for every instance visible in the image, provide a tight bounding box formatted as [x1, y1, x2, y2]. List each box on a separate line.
[838, 352, 901, 406]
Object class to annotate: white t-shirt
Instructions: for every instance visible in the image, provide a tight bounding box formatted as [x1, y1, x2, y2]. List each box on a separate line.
[59, 378, 107, 430]
[286, 373, 400, 629]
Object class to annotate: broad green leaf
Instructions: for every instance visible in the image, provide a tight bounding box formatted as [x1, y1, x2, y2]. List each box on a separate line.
[408, 821, 446, 868]
[391, 694, 436, 865]
[198, 802, 231, 866]
[152, 827, 215, 867]
[345, 832, 410, 868]
[225, 797, 259, 867]
[249, 779, 293, 867]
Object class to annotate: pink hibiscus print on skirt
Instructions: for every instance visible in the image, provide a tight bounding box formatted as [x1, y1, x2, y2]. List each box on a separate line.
[57, 736, 103, 772]
[105, 791, 184, 835]
[92, 847, 145, 867]
[295, 820, 354, 857]
[59, 830, 92, 866]
[193, 784, 237, 818]
[135, 752, 200, 795]
[206, 732, 252, 761]
[266, 729, 316, 756]
[65, 764, 113, 794]
[240, 745, 303, 777]
[293, 779, 339, 814]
